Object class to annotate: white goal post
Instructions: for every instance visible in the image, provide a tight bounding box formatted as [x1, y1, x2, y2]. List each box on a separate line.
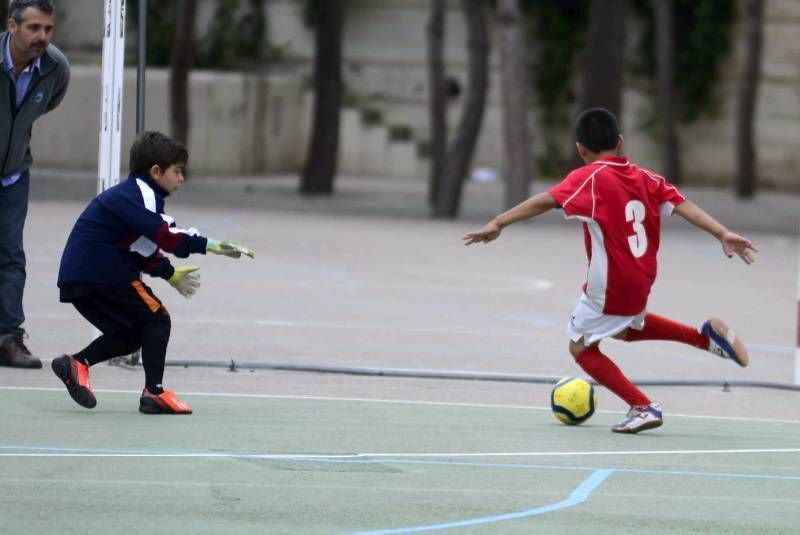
[97, 0, 135, 364]
[98, 0, 126, 195]
[796, 228, 800, 385]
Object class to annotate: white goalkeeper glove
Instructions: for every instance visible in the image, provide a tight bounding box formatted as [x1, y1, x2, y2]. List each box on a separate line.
[206, 238, 255, 259]
[168, 265, 201, 298]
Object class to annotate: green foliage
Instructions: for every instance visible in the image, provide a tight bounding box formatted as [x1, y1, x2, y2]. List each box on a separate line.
[632, 0, 737, 122]
[198, 0, 268, 68]
[128, 0, 176, 67]
[127, 0, 268, 69]
[302, 0, 321, 28]
[521, 0, 589, 173]
[515, 0, 735, 173]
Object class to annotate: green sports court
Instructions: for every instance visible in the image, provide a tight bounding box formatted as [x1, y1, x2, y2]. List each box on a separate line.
[2, 177, 798, 533]
[2, 386, 799, 534]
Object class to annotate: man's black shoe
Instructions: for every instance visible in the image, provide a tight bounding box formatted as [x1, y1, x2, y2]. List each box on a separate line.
[0, 335, 42, 369]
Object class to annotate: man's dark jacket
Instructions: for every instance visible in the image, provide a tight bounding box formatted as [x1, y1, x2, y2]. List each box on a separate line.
[0, 31, 70, 177]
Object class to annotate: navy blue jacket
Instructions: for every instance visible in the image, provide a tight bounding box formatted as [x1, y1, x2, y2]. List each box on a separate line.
[58, 173, 207, 290]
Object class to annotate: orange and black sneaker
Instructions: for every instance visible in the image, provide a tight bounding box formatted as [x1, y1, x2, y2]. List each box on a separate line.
[139, 389, 192, 415]
[51, 355, 97, 409]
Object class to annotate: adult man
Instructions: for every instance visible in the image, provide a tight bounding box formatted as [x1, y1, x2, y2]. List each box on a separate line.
[0, 0, 69, 368]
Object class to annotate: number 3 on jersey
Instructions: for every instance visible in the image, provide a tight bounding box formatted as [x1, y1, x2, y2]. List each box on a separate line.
[625, 200, 647, 257]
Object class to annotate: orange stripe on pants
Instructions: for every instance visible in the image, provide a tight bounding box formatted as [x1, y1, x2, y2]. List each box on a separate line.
[131, 280, 161, 313]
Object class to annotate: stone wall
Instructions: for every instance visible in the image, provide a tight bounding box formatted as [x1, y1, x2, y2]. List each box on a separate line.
[32, 0, 800, 188]
[31, 67, 308, 176]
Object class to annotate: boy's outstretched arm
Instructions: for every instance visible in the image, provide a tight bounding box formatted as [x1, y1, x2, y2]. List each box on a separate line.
[463, 192, 558, 245]
[673, 200, 758, 264]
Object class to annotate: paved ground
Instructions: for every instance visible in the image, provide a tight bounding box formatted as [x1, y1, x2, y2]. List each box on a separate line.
[2, 387, 799, 534]
[5, 168, 797, 419]
[2, 169, 799, 534]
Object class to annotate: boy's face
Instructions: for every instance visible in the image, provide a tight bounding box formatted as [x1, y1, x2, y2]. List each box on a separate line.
[150, 163, 185, 195]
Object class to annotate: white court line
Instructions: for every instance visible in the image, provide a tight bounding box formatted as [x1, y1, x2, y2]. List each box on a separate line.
[2, 386, 799, 425]
[1, 448, 799, 460]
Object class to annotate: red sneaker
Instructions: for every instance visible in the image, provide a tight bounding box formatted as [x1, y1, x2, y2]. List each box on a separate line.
[139, 389, 192, 414]
[51, 355, 97, 409]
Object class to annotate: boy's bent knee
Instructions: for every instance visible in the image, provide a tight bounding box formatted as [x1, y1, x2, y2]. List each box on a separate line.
[145, 309, 171, 339]
[568, 339, 586, 359]
[154, 309, 171, 329]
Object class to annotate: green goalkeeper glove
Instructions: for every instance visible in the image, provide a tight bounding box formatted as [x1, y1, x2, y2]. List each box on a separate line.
[168, 265, 201, 298]
[206, 239, 255, 259]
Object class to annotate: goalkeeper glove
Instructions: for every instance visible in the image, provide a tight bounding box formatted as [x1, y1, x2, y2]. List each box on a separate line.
[206, 239, 255, 259]
[168, 265, 201, 298]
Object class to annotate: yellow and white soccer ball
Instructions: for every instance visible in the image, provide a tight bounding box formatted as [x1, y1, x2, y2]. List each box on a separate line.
[550, 377, 597, 425]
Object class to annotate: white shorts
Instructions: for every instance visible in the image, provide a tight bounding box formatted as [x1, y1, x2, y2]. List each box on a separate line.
[566, 293, 646, 345]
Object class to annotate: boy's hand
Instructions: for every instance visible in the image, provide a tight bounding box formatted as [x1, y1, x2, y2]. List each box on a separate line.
[721, 231, 757, 264]
[463, 221, 502, 245]
[206, 239, 255, 259]
[168, 265, 201, 298]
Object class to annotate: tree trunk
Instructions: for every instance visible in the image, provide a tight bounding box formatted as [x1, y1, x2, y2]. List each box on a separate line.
[578, 0, 627, 116]
[169, 0, 196, 146]
[736, 0, 764, 199]
[574, 0, 627, 170]
[654, 0, 681, 184]
[497, 0, 532, 209]
[300, 0, 344, 195]
[432, 0, 490, 219]
[427, 0, 447, 207]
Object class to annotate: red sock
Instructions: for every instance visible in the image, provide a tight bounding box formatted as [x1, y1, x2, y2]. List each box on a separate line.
[625, 313, 706, 348]
[575, 346, 650, 407]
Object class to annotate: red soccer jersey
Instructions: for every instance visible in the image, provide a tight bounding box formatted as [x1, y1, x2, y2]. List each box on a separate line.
[548, 156, 685, 315]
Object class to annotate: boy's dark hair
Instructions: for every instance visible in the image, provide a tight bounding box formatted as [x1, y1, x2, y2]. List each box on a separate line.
[575, 108, 620, 153]
[129, 131, 188, 175]
[9, 0, 55, 23]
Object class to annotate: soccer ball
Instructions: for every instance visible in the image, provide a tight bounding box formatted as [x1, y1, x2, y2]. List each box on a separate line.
[550, 377, 597, 425]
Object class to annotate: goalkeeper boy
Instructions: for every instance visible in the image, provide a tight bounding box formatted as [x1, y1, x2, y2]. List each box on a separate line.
[53, 131, 254, 414]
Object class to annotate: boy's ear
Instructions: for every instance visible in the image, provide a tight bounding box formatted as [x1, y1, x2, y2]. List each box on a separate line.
[616, 135, 625, 154]
[576, 142, 588, 159]
[148, 164, 162, 179]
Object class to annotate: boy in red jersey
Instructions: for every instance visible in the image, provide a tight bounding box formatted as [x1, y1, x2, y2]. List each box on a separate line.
[464, 108, 757, 433]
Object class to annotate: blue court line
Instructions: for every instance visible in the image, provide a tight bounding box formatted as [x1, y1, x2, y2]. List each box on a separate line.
[3, 445, 800, 482]
[353, 468, 614, 534]
[308, 458, 800, 482]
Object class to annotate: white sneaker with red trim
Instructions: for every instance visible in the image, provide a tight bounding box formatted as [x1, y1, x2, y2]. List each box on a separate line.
[612, 403, 663, 434]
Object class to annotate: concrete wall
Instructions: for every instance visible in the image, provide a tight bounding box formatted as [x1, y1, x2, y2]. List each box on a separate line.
[30, 0, 800, 188]
[269, 0, 800, 189]
[31, 67, 308, 176]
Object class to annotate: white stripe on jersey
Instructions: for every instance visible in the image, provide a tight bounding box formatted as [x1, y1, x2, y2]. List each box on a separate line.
[135, 178, 157, 212]
[129, 235, 157, 257]
[160, 213, 199, 236]
[584, 218, 608, 311]
[561, 165, 606, 218]
[562, 213, 609, 312]
[641, 168, 685, 203]
[131, 178, 197, 257]
[131, 179, 159, 256]
[592, 159, 630, 167]
[660, 201, 676, 216]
